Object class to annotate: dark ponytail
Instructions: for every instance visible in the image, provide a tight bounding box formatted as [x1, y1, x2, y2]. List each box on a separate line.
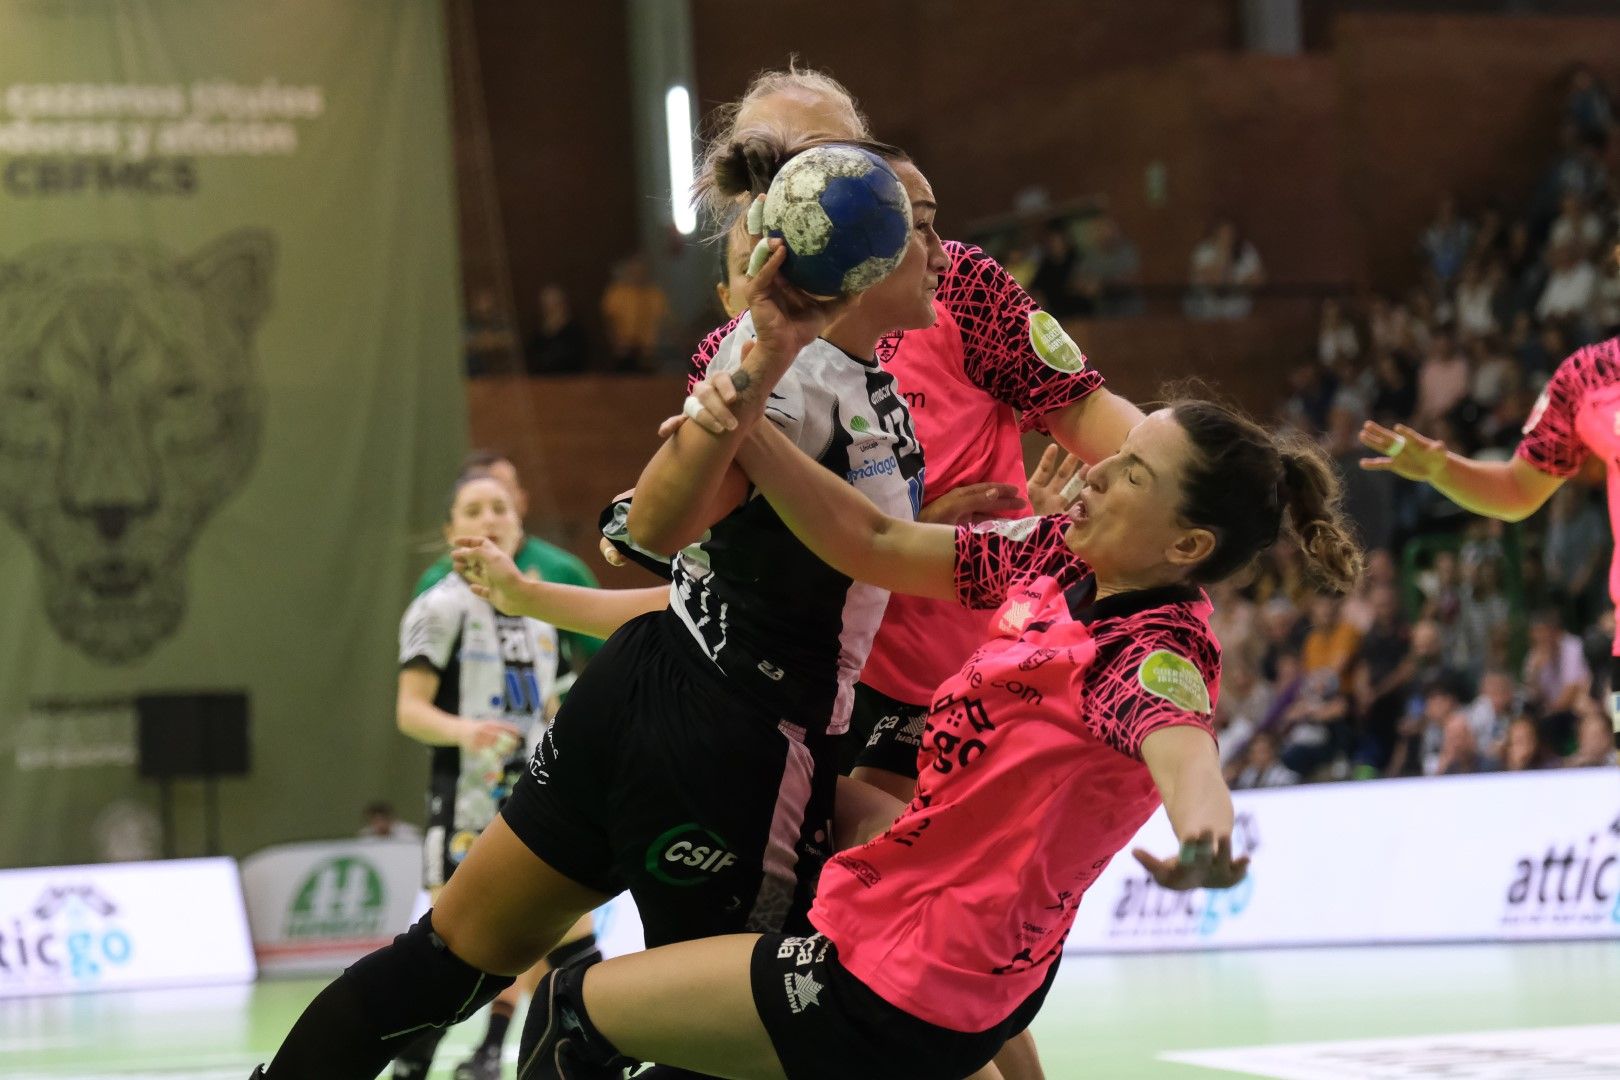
[1171, 399, 1364, 594]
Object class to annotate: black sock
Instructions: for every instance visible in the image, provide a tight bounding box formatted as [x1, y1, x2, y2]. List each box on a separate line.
[266, 912, 514, 1080]
[480, 1005, 513, 1052]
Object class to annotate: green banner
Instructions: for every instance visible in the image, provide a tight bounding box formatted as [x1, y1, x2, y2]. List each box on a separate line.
[0, 1, 465, 866]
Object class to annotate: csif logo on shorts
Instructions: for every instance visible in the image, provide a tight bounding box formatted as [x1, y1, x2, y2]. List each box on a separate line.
[0, 884, 133, 986]
[1501, 811, 1620, 930]
[284, 857, 387, 940]
[645, 823, 738, 886]
[1105, 813, 1258, 940]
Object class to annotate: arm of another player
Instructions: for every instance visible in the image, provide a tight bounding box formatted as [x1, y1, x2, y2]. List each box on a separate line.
[735, 420, 959, 601]
[1045, 387, 1145, 466]
[453, 537, 666, 641]
[397, 666, 523, 750]
[1358, 421, 1564, 522]
[627, 242, 835, 553]
[1134, 726, 1248, 891]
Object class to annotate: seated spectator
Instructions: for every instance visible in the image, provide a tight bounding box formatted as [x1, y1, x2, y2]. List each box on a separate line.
[1501, 222, 1549, 324]
[464, 286, 518, 378]
[1352, 618, 1453, 777]
[524, 284, 589, 375]
[1414, 328, 1470, 426]
[1549, 193, 1605, 258]
[601, 253, 668, 373]
[359, 801, 421, 841]
[1454, 260, 1502, 339]
[1186, 218, 1264, 319]
[1523, 608, 1592, 731]
[1029, 219, 1086, 317]
[1595, 245, 1620, 337]
[1456, 553, 1513, 681]
[1420, 193, 1474, 286]
[1214, 662, 1271, 773]
[1317, 298, 1360, 366]
[1503, 716, 1560, 772]
[1537, 240, 1600, 329]
[1565, 64, 1614, 145]
[1543, 485, 1610, 628]
[1275, 665, 1351, 779]
[1301, 595, 1362, 680]
[1534, 122, 1610, 220]
[1368, 348, 1417, 424]
[1467, 335, 1517, 412]
[1465, 670, 1520, 764]
[1231, 732, 1301, 790]
[1075, 212, 1143, 316]
[1566, 702, 1616, 768]
[1282, 360, 1338, 433]
[1437, 712, 1494, 775]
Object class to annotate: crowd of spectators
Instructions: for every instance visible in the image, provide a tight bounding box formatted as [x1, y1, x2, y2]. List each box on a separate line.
[1224, 64, 1620, 789]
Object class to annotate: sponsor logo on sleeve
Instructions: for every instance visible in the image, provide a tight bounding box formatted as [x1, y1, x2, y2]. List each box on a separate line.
[1137, 650, 1212, 714]
[1028, 310, 1086, 373]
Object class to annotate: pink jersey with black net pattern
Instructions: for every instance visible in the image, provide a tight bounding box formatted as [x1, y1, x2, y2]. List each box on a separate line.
[1515, 336, 1620, 650]
[810, 516, 1221, 1033]
[690, 242, 1105, 704]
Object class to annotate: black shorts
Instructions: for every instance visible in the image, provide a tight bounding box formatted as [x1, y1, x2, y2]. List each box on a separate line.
[842, 682, 928, 780]
[750, 932, 1058, 1080]
[502, 611, 837, 948]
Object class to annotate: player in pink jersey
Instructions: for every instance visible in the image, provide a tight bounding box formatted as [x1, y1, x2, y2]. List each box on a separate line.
[510, 380, 1362, 1079]
[1360, 333, 1620, 751]
[684, 67, 1142, 810]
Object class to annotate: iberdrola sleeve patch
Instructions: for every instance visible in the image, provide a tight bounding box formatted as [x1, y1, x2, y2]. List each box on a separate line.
[1137, 650, 1212, 714]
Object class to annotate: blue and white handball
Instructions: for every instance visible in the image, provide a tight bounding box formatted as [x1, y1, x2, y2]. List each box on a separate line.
[761, 144, 910, 298]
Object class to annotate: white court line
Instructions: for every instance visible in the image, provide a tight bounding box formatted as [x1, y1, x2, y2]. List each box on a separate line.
[1163, 1023, 1620, 1079]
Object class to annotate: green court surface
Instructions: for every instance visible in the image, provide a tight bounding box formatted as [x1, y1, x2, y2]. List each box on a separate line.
[2, 941, 1615, 1078]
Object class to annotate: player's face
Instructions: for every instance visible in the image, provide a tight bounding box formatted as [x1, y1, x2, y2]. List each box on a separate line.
[851, 161, 947, 332]
[486, 458, 528, 518]
[446, 477, 524, 558]
[715, 216, 753, 320]
[1062, 409, 1215, 589]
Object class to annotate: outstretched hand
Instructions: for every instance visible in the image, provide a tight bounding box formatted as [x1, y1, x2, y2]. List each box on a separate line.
[918, 483, 1027, 525]
[1132, 831, 1249, 891]
[1359, 421, 1447, 482]
[1027, 445, 1085, 515]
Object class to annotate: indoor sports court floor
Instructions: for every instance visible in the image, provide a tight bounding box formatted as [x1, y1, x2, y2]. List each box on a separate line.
[2, 940, 1615, 1079]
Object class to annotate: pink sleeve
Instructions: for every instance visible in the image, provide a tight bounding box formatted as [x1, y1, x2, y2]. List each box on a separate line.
[1515, 352, 1590, 479]
[1083, 611, 1221, 761]
[952, 516, 1084, 609]
[936, 241, 1104, 433]
[686, 313, 745, 393]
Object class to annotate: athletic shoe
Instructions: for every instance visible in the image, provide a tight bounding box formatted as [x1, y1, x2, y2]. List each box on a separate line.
[248, 1069, 267, 1079]
[454, 1044, 503, 1080]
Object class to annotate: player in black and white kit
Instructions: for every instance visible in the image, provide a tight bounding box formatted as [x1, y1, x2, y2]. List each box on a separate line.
[390, 471, 579, 1080]
[260, 138, 946, 1079]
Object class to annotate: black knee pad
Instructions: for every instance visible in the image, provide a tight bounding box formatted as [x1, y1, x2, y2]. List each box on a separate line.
[516, 963, 632, 1080]
[353, 911, 516, 1043]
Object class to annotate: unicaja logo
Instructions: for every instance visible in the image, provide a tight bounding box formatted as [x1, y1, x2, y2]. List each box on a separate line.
[1107, 813, 1258, 940]
[0, 884, 133, 986]
[1502, 813, 1620, 929]
[285, 857, 387, 940]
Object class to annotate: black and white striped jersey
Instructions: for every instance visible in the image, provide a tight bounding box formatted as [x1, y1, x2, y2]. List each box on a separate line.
[662, 312, 924, 736]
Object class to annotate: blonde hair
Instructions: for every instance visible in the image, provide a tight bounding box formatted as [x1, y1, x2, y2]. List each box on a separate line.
[694, 59, 871, 223]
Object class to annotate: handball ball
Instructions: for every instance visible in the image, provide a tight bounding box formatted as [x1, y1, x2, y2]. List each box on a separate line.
[762, 144, 910, 298]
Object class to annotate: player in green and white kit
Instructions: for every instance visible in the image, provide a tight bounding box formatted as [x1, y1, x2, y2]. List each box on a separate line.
[394, 471, 594, 1080]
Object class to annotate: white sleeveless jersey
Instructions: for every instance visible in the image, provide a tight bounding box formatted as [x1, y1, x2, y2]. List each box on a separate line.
[399, 572, 560, 827]
[669, 311, 925, 735]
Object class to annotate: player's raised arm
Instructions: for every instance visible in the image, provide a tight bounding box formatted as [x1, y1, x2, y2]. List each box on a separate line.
[627, 241, 832, 554]
[735, 420, 959, 601]
[452, 536, 666, 640]
[1358, 420, 1564, 522]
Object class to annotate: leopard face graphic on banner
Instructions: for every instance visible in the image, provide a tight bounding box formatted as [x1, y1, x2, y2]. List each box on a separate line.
[0, 229, 272, 664]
